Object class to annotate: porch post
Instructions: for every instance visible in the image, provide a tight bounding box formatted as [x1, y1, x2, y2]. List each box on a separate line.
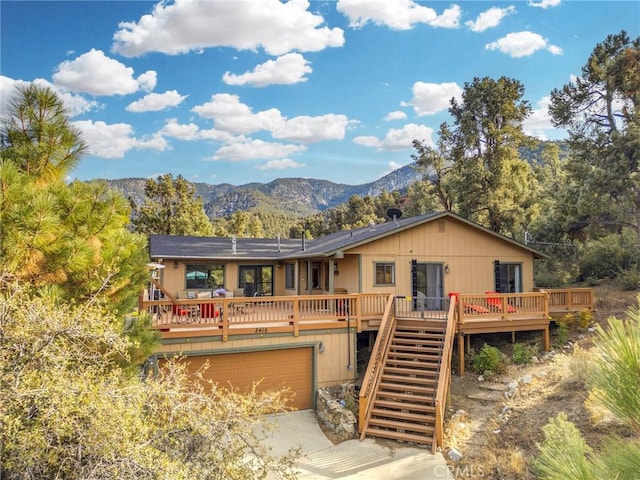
[458, 332, 465, 376]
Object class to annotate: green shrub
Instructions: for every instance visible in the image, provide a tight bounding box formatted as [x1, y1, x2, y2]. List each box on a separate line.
[532, 412, 594, 480]
[471, 343, 507, 376]
[512, 342, 539, 365]
[617, 268, 640, 290]
[554, 319, 570, 347]
[577, 309, 593, 329]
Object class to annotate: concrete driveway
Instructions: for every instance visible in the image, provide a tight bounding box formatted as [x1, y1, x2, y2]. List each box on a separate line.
[261, 410, 454, 480]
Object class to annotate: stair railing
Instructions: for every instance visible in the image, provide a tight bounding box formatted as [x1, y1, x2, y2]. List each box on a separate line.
[358, 293, 396, 438]
[432, 297, 457, 452]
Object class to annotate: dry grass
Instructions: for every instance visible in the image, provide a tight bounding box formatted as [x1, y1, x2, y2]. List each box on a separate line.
[444, 283, 638, 479]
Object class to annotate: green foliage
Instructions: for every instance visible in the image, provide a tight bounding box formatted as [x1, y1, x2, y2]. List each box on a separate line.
[512, 342, 539, 365]
[550, 30, 640, 247]
[578, 232, 639, 280]
[593, 437, 640, 480]
[131, 173, 214, 236]
[0, 83, 87, 182]
[554, 317, 571, 347]
[0, 284, 299, 479]
[588, 298, 640, 434]
[413, 76, 539, 238]
[617, 268, 640, 290]
[535, 297, 640, 480]
[471, 343, 508, 376]
[532, 412, 595, 480]
[577, 309, 593, 329]
[0, 86, 149, 317]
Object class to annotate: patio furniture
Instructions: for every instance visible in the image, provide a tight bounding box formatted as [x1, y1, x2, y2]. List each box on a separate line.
[231, 288, 247, 313]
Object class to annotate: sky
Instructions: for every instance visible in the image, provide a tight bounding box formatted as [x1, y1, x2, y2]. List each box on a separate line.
[1, 1, 638, 187]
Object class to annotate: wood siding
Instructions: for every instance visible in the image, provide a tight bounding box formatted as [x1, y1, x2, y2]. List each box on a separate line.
[347, 217, 534, 295]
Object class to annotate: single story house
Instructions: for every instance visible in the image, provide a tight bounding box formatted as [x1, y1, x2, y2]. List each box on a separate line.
[142, 210, 592, 450]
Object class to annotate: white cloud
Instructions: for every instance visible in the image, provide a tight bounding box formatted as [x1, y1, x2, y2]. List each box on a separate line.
[465, 6, 515, 32]
[211, 139, 307, 162]
[529, 0, 561, 8]
[256, 158, 306, 171]
[52, 49, 156, 95]
[192, 93, 351, 143]
[73, 119, 167, 158]
[353, 136, 382, 148]
[223, 53, 312, 87]
[403, 81, 462, 116]
[159, 118, 201, 140]
[385, 110, 407, 121]
[523, 96, 554, 139]
[112, 0, 344, 57]
[126, 90, 187, 112]
[272, 114, 350, 143]
[354, 123, 434, 151]
[337, 0, 460, 30]
[485, 31, 563, 58]
[0, 76, 100, 118]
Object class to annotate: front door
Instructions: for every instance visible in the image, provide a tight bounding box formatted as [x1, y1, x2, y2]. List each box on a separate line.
[412, 261, 444, 310]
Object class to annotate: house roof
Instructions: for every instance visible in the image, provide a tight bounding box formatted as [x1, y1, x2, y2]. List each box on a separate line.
[149, 211, 549, 261]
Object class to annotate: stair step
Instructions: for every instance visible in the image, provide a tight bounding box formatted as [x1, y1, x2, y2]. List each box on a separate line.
[365, 427, 433, 445]
[367, 417, 435, 434]
[394, 332, 444, 340]
[380, 374, 437, 386]
[383, 368, 438, 379]
[373, 399, 436, 413]
[371, 408, 436, 423]
[388, 350, 442, 361]
[379, 381, 436, 393]
[384, 362, 440, 372]
[392, 337, 444, 347]
[375, 391, 435, 403]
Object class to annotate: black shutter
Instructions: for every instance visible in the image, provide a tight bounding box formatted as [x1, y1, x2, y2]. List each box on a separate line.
[494, 260, 502, 292]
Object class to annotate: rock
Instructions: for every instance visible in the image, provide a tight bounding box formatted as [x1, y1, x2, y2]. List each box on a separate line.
[534, 371, 548, 379]
[448, 447, 463, 461]
[477, 375, 485, 382]
[316, 388, 357, 442]
[531, 355, 540, 364]
[521, 374, 532, 384]
[507, 381, 518, 390]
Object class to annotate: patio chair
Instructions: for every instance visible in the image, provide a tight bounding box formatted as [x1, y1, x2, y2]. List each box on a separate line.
[231, 288, 247, 314]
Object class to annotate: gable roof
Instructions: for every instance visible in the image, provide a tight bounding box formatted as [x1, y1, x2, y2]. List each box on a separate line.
[149, 211, 548, 261]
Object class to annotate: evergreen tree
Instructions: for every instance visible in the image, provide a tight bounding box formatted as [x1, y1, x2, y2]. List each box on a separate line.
[0, 85, 148, 316]
[413, 76, 539, 238]
[550, 30, 640, 242]
[131, 173, 214, 236]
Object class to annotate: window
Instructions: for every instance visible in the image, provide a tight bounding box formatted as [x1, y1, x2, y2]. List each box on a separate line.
[375, 262, 395, 286]
[285, 263, 295, 289]
[186, 264, 224, 290]
[494, 261, 522, 293]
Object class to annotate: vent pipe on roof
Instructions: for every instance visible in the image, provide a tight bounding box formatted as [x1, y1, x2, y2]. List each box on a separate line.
[302, 230, 306, 251]
[231, 235, 237, 254]
[277, 234, 281, 252]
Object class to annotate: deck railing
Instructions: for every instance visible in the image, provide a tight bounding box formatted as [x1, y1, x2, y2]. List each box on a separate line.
[141, 293, 360, 340]
[536, 288, 595, 314]
[358, 294, 396, 434]
[456, 292, 549, 323]
[432, 297, 457, 452]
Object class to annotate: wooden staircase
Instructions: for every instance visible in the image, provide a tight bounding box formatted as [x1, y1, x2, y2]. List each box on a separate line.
[361, 319, 447, 447]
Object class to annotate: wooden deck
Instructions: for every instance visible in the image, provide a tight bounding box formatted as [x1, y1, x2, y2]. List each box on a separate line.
[140, 289, 594, 354]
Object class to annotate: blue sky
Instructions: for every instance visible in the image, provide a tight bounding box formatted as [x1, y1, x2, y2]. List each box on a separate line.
[1, 1, 638, 186]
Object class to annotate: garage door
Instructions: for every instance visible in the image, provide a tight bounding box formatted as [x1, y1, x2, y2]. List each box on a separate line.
[161, 347, 313, 410]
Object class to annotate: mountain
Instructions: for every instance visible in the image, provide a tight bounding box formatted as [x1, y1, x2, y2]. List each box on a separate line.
[107, 163, 422, 219]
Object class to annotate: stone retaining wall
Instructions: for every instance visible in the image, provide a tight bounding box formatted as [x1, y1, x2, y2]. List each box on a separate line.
[316, 386, 357, 442]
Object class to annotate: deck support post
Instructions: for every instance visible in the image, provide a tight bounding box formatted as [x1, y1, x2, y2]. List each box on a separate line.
[542, 326, 550, 351]
[458, 332, 465, 377]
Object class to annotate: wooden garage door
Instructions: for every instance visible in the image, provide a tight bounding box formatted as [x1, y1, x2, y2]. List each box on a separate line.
[162, 347, 313, 410]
